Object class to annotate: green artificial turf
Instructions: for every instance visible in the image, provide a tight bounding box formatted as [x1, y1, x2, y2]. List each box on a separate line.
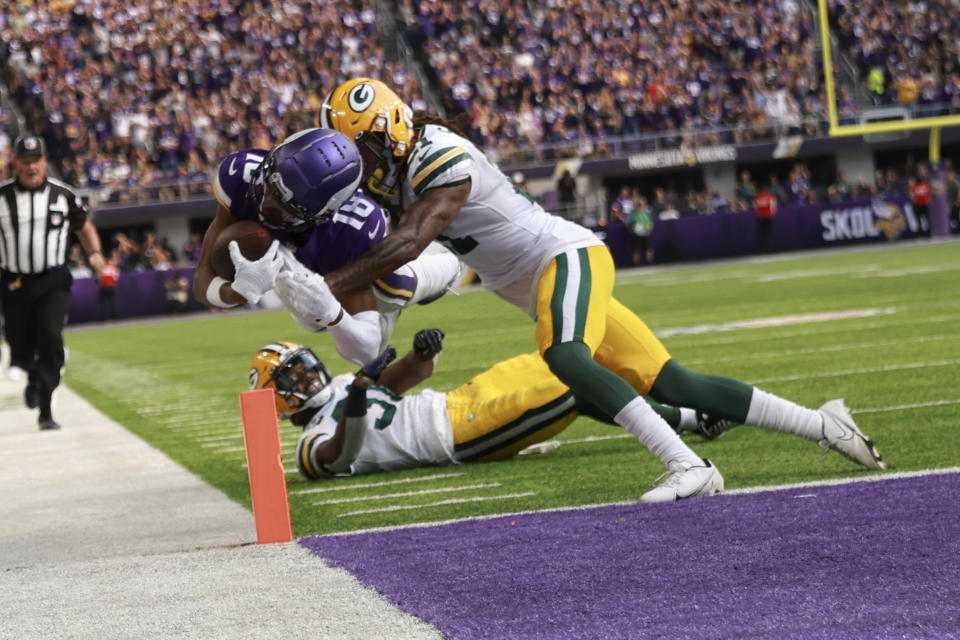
[64, 241, 960, 536]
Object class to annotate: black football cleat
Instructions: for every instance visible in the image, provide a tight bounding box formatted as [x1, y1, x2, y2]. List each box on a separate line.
[38, 417, 61, 431]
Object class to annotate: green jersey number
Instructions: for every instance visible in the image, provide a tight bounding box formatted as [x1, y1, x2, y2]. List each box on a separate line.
[332, 390, 398, 431]
[436, 233, 478, 256]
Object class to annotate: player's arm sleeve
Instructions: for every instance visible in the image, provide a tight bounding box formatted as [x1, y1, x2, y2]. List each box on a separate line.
[372, 242, 465, 309]
[408, 144, 473, 197]
[326, 309, 382, 366]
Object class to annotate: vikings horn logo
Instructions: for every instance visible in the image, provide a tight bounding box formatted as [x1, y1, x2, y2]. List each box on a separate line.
[872, 200, 906, 241]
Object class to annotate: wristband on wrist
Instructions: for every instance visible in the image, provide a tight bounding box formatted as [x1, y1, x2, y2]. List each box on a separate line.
[206, 276, 239, 309]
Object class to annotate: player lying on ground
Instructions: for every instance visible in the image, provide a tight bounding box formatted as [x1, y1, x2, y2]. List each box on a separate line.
[193, 127, 464, 364]
[250, 332, 887, 503]
[314, 78, 889, 499]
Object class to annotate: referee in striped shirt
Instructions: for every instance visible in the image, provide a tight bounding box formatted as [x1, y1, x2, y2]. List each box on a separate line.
[0, 135, 105, 430]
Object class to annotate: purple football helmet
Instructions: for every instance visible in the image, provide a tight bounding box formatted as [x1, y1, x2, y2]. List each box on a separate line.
[252, 128, 362, 232]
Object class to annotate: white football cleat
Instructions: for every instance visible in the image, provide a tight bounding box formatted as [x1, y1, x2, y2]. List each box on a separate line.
[639, 458, 724, 503]
[818, 399, 886, 470]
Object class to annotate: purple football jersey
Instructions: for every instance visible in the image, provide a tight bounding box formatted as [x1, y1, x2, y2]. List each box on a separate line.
[212, 148, 388, 275]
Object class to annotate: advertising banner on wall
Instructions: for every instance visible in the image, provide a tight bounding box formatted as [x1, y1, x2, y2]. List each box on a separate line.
[605, 195, 927, 267]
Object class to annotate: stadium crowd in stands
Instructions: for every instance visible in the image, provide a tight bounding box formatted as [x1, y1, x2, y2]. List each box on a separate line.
[829, 0, 960, 114]
[401, 0, 827, 161]
[0, 0, 426, 202]
[1, 0, 957, 223]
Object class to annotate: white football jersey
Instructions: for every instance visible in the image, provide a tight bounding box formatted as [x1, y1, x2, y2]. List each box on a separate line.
[402, 125, 600, 316]
[295, 374, 457, 477]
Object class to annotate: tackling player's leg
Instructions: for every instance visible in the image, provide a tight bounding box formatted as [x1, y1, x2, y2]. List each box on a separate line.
[535, 246, 722, 502]
[596, 300, 885, 470]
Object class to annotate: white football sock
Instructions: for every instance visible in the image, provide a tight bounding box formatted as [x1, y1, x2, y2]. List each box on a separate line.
[677, 407, 698, 432]
[744, 388, 823, 441]
[615, 396, 702, 467]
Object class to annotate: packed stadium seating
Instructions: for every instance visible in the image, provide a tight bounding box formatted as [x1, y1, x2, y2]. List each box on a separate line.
[828, 0, 960, 113]
[0, 0, 956, 209]
[0, 0, 426, 202]
[402, 0, 826, 162]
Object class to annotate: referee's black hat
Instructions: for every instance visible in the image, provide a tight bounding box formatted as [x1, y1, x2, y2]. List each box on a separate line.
[14, 135, 47, 158]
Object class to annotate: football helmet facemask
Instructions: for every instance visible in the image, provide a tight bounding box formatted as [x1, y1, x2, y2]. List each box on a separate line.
[319, 78, 414, 200]
[249, 341, 333, 419]
[249, 128, 362, 233]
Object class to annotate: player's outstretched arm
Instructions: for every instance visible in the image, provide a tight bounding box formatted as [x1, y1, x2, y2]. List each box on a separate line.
[376, 329, 444, 394]
[194, 204, 247, 308]
[324, 181, 470, 296]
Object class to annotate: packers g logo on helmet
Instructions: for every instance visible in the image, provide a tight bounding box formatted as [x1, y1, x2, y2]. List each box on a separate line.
[319, 78, 414, 157]
[347, 83, 376, 113]
[319, 78, 414, 201]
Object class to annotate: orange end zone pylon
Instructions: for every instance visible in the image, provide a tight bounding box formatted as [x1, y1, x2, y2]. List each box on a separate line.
[239, 389, 293, 544]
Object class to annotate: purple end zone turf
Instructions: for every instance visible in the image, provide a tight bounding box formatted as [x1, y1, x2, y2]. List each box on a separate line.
[301, 473, 960, 639]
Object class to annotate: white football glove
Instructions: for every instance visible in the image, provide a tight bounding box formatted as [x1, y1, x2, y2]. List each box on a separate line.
[229, 239, 282, 304]
[274, 270, 343, 330]
[276, 244, 314, 279]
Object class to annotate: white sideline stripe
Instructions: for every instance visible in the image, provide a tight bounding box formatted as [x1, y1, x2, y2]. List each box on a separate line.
[751, 358, 960, 383]
[656, 308, 895, 338]
[683, 332, 960, 367]
[322, 468, 960, 534]
[854, 398, 960, 413]
[313, 483, 501, 506]
[336, 492, 537, 518]
[290, 473, 467, 495]
[722, 467, 960, 495]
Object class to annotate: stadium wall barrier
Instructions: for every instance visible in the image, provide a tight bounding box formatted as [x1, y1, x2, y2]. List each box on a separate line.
[66, 195, 925, 324]
[604, 195, 927, 267]
[68, 267, 206, 325]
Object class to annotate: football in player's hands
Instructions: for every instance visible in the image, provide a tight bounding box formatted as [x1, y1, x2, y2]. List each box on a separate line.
[211, 221, 274, 280]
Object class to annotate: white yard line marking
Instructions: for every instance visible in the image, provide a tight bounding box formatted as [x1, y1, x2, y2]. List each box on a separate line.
[751, 358, 960, 384]
[854, 399, 960, 413]
[313, 483, 502, 506]
[323, 468, 960, 534]
[665, 313, 959, 348]
[656, 308, 895, 338]
[682, 333, 960, 366]
[290, 473, 467, 495]
[198, 434, 244, 445]
[856, 264, 960, 278]
[336, 492, 537, 518]
[210, 445, 249, 454]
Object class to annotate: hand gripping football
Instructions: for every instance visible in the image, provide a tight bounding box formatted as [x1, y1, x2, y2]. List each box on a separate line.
[211, 221, 274, 280]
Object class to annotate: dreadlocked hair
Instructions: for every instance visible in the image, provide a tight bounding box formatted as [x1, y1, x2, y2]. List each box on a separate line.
[412, 111, 469, 138]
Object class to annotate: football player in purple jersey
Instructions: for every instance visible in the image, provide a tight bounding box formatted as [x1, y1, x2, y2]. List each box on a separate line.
[193, 128, 463, 366]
